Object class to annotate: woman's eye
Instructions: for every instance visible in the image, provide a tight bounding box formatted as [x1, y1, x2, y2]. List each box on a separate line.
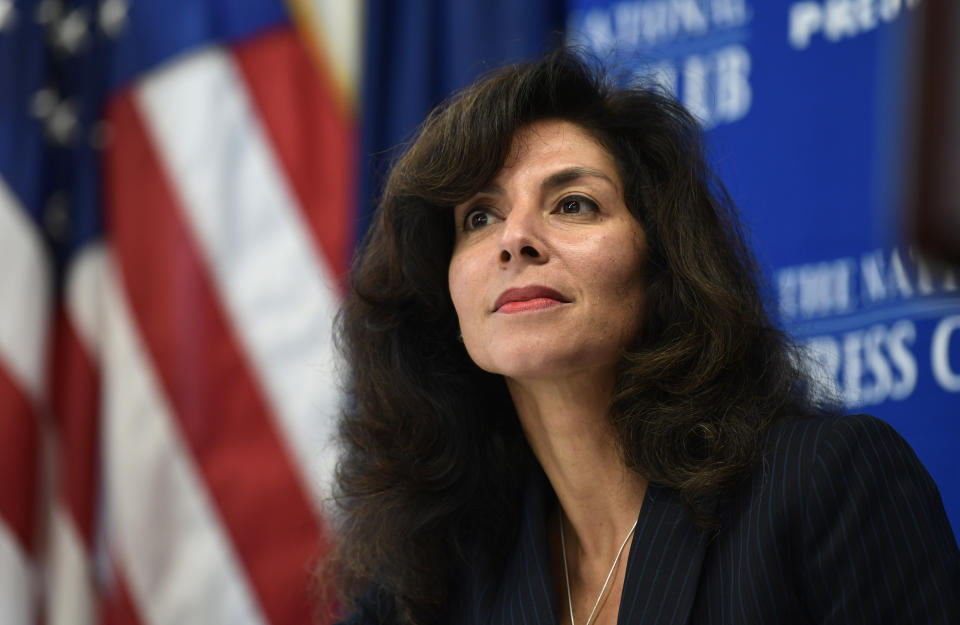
[463, 207, 497, 231]
[557, 195, 598, 215]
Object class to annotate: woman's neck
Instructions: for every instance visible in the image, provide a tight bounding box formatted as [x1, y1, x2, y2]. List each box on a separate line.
[506, 370, 647, 559]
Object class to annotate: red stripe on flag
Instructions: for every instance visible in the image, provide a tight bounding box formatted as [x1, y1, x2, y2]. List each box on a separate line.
[49, 307, 100, 546]
[0, 360, 39, 551]
[100, 564, 144, 625]
[103, 92, 323, 625]
[233, 27, 356, 285]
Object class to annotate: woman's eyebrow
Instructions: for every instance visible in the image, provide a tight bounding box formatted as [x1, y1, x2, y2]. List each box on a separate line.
[541, 167, 614, 193]
[472, 182, 504, 197]
[466, 167, 614, 202]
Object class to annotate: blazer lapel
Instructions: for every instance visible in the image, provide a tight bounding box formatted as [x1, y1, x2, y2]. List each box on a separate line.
[486, 468, 558, 625]
[616, 486, 710, 625]
[484, 476, 710, 625]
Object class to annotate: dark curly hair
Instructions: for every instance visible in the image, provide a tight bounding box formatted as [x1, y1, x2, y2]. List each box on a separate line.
[330, 49, 826, 624]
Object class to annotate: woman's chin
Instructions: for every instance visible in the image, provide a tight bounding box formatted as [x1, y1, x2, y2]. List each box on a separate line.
[471, 349, 616, 383]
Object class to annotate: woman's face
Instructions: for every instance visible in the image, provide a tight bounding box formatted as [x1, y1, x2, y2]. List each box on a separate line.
[448, 120, 647, 381]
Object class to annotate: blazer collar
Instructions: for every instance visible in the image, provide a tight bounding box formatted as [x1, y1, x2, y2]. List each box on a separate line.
[615, 486, 711, 625]
[488, 471, 710, 625]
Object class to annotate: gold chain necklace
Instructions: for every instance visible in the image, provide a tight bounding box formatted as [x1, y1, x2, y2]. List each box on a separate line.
[559, 515, 638, 625]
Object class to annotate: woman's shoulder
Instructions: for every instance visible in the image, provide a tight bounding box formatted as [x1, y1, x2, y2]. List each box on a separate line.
[764, 411, 908, 453]
[734, 413, 960, 621]
[761, 412, 928, 475]
[758, 412, 947, 514]
[735, 412, 958, 570]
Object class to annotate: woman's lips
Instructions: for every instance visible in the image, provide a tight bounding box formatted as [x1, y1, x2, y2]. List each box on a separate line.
[493, 286, 570, 313]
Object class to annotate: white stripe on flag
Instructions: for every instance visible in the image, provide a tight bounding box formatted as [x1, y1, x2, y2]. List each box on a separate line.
[46, 245, 106, 625]
[0, 175, 50, 397]
[47, 505, 96, 625]
[297, 0, 362, 98]
[66, 243, 107, 357]
[0, 173, 46, 625]
[0, 521, 36, 625]
[101, 254, 269, 625]
[134, 47, 343, 506]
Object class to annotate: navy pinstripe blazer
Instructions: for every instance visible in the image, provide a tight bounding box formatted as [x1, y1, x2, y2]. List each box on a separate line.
[342, 414, 960, 624]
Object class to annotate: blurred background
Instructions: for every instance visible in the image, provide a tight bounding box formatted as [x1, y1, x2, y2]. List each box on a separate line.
[0, 0, 956, 623]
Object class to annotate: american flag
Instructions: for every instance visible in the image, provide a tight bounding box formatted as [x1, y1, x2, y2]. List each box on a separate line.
[0, 1, 358, 623]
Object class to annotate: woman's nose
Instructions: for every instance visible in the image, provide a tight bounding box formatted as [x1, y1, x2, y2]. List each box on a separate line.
[498, 205, 546, 264]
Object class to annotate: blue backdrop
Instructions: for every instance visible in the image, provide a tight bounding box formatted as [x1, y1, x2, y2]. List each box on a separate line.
[361, 0, 958, 539]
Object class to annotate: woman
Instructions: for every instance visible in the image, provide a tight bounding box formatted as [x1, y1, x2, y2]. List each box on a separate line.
[331, 50, 959, 624]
